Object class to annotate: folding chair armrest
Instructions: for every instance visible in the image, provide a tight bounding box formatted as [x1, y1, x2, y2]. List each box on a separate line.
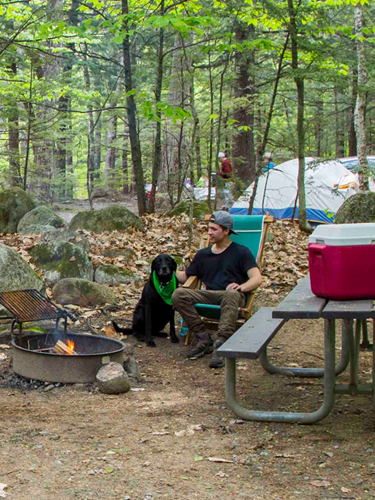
[238, 291, 256, 320]
[182, 275, 201, 289]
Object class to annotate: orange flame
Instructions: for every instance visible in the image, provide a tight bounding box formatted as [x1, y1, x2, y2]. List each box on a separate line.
[67, 339, 75, 354]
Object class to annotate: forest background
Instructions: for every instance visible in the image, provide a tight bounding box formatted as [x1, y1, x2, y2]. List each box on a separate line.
[1, 0, 374, 228]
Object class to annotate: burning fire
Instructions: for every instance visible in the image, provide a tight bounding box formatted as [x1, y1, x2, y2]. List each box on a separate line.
[67, 340, 75, 354]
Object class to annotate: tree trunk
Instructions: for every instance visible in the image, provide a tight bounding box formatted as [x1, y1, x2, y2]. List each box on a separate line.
[248, 33, 289, 214]
[122, 0, 146, 216]
[334, 87, 345, 158]
[122, 122, 129, 193]
[149, 0, 164, 213]
[8, 63, 22, 187]
[83, 43, 95, 209]
[104, 106, 118, 186]
[232, 24, 255, 183]
[348, 70, 357, 157]
[314, 100, 323, 157]
[353, 3, 369, 190]
[288, 0, 311, 233]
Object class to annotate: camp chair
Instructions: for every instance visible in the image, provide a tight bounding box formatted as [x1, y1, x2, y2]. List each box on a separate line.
[182, 214, 274, 344]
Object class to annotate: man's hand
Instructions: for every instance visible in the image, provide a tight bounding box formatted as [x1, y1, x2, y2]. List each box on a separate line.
[226, 268, 262, 294]
[226, 283, 241, 291]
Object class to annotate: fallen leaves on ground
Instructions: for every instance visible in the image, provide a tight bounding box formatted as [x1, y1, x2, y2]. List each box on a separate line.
[0, 215, 309, 332]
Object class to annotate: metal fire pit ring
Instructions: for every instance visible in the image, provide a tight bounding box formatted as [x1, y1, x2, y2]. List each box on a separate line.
[11, 332, 126, 384]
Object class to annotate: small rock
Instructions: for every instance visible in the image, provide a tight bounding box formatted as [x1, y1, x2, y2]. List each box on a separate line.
[123, 356, 142, 381]
[96, 362, 130, 394]
[44, 384, 55, 392]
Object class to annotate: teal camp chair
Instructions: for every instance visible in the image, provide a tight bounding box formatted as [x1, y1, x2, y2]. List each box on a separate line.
[182, 214, 274, 343]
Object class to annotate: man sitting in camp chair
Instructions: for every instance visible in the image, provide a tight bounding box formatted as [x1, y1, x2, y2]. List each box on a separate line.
[173, 211, 262, 368]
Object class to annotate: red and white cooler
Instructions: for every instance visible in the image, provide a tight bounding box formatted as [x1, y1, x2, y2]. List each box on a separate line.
[309, 223, 375, 300]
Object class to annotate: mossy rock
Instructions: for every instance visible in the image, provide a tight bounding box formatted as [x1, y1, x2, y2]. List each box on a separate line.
[95, 264, 141, 285]
[69, 205, 144, 232]
[0, 243, 44, 292]
[40, 228, 90, 253]
[165, 200, 211, 220]
[0, 187, 36, 233]
[335, 191, 375, 224]
[18, 205, 65, 233]
[52, 278, 119, 307]
[18, 224, 56, 236]
[30, 241, 93, 286]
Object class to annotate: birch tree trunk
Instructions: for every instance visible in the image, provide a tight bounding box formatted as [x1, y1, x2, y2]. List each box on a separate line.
[354, 2, 369, 190]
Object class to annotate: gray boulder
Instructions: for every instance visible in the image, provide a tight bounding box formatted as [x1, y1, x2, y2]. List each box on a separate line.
[335, 191, 375, 224]
[17, 205, 65, 234]
[0, 243, 44, 292]
[18, 224, 56, 236]
[30, 241, 93, 286]
[96, 362, 130, 394]
[52, 278, 119, 307]
[40, 228, 90, 253]
[95, 264, 141, 285]
[0, 187, 36, 233]
[69, 205, 144, 233]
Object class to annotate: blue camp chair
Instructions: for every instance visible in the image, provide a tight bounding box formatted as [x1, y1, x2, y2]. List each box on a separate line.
[182, 214, 274, 343]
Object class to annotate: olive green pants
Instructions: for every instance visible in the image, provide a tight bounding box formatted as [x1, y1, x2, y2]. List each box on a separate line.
[172, 287, 246, 342]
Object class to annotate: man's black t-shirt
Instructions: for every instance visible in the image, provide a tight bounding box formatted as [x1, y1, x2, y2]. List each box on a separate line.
[186, 242, 258, 291]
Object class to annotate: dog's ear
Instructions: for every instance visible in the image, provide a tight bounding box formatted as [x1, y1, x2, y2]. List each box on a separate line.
[171, 257, 177, 272]
[151, 257, 158, 273]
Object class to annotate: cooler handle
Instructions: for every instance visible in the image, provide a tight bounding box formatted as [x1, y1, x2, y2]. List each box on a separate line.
[309, 244, 325, 258]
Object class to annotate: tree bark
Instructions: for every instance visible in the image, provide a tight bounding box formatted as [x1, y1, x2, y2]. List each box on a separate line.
[334, 87, 345, 158]
[232, 24, 255, 183]
[353, 3, 369, 190]
[122, 0, 146, 215]
[288, 0, 311, 233]
[348, 70, 357, 157]
[8, 62, 22, 187]
[248, 33, 289, 214]
[149, 0, 164, 213]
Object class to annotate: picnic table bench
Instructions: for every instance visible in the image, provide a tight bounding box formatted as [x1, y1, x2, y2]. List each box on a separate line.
[217, 274, 375, 424]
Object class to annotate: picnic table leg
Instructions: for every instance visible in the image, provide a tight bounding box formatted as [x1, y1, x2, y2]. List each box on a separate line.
[224, 319, 336, 424]
[347, 319, 362, 391]
[259, 319, 349, 378]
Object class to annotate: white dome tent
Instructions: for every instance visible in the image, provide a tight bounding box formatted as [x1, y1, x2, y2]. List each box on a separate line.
[230, 158, 358, 224]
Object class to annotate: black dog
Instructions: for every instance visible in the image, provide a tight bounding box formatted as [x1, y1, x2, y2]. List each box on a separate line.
[112, 253, 178, 347]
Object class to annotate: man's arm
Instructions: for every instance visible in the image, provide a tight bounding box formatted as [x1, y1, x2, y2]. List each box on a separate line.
[176, 270, 188, 284]
[226, 267, 262, 293]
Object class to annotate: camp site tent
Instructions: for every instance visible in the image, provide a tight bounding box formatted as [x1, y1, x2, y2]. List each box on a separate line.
[229, 158, 358, 224]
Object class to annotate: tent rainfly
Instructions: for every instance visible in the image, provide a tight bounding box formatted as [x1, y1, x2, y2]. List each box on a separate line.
[229, 158, 358, 224]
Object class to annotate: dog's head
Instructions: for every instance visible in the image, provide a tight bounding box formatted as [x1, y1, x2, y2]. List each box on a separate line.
[151, 253, 177, 284]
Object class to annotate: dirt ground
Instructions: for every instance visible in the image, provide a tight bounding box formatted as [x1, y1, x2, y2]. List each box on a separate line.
[1, 295, 375, 500]
[0, 198, 374, 499]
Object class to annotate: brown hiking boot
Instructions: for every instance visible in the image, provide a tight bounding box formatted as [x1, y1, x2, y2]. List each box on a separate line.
[187, 333, 213, 359]
[209, 340, 225, 368]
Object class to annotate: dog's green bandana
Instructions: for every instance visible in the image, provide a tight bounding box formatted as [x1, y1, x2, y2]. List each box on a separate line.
[153, 272, 177, 305]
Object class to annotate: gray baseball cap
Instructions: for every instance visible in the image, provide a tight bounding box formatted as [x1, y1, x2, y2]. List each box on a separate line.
[209, 211, 238, 235]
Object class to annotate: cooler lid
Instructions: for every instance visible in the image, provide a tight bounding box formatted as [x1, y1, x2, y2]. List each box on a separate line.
[309, 223, 375, 246]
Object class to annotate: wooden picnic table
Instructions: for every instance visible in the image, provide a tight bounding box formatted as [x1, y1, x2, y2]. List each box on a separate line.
[223, 274, 375, 424]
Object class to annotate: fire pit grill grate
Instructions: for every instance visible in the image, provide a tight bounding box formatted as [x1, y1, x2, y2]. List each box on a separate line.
[0, 289, 76, 337]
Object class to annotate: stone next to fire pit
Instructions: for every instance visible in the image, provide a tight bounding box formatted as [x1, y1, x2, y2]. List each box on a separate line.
[96, 362, 130, 394]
